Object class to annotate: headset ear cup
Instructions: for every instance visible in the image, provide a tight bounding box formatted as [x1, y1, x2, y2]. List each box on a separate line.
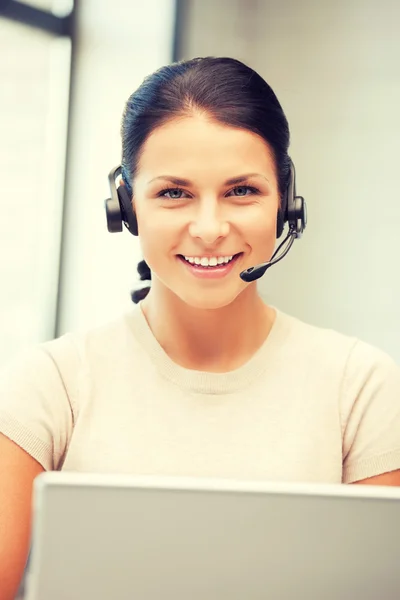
[129, 204, 139, 236]
[276, 209, 285, 238]
[117, 185, 138, 236]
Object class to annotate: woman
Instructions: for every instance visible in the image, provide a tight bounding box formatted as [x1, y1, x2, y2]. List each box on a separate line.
[1, 56, 400, 599]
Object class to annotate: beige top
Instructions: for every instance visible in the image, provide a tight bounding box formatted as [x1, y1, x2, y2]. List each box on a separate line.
[1, 305, 400, 484]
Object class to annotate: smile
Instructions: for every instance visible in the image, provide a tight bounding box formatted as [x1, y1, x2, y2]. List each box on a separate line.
[182, 255, 236, 267]
[177, 253, 243, 279]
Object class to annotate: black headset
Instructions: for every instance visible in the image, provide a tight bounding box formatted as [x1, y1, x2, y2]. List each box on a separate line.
[105, 166, 138, 236]
[104, 159, 307, 240]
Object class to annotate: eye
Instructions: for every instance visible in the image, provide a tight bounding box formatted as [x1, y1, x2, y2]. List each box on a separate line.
[227, 185, 260, 197]
[158, 187, 188, 200]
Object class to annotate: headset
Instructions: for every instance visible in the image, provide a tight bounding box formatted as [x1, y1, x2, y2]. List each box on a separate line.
[105, 166, 138, 236]
[104, 159, 307, 282]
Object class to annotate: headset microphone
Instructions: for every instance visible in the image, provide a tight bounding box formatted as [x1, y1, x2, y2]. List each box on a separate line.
[240, 231, 296, 282]
[239, 159, 307, 283]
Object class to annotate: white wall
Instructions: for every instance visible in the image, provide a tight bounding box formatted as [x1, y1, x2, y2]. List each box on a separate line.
[178, 0, 400, 361]
[57, 0, 176, 334]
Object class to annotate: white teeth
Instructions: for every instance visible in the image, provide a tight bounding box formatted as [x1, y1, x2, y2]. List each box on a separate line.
[183, 255, 236, 267]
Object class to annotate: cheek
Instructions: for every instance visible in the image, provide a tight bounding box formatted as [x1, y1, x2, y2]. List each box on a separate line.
[135, 208, 180, 261]
[238, 207, 278, 249]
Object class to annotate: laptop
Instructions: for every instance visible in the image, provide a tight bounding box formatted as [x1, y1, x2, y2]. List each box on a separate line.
[25, 472, 400, 600]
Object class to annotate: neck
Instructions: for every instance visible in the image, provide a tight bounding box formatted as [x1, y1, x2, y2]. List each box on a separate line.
[141, 282, 275, 372]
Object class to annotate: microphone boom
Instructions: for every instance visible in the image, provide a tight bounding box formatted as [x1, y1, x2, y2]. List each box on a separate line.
[239, 231, 296, 283]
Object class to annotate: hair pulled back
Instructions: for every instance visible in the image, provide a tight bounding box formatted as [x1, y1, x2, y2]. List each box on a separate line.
[121, 57, 290, 303]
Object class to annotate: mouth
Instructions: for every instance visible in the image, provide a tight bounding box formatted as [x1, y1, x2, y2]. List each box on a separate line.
[177, 253, 243, 279]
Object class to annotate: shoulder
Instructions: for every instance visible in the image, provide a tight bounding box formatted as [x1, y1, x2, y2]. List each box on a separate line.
[0, 309, 143, 470]
[276, 309, 358, 363]
[1, 307, 142, 405]
[276, 308, 399, 385]
[41, 307, 143, 379]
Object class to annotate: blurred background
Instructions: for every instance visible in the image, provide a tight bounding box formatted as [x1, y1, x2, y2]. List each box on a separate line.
[1, 0, 399, 366]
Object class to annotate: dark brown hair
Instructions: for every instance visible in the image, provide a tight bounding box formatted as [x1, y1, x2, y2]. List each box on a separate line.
[121, 57, 290, 303]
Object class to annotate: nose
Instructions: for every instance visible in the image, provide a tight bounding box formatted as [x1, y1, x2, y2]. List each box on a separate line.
[188, 200, 230, 245]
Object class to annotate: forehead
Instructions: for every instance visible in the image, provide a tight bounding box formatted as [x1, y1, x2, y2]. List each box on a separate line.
[136, 115, 276, 182]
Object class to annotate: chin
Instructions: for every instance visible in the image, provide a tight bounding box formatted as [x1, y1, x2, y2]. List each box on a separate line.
[177, 288, 246, 311]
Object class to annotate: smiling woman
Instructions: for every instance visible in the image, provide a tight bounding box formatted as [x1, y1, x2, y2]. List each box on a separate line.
[1, 55, 400, 599]
[120, 58, 289, 316]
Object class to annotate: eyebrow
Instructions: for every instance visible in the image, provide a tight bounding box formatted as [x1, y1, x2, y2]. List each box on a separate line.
[147, 173, 269, 186]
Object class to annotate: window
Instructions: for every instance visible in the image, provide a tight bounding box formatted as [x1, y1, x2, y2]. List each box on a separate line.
[0, 4, 72, 365]
[16, 0, 73, 16]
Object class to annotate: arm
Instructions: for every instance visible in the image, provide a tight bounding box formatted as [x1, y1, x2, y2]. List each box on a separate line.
[0, 342, 76, 600]
[341, 340, 400, 484]
[0, 433, 44, 600]
[352, 469, 400, 486]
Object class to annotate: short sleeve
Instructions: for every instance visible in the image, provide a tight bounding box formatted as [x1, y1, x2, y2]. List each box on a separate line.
[0, 344, 75, 471]
[341, 340, 400, 483]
